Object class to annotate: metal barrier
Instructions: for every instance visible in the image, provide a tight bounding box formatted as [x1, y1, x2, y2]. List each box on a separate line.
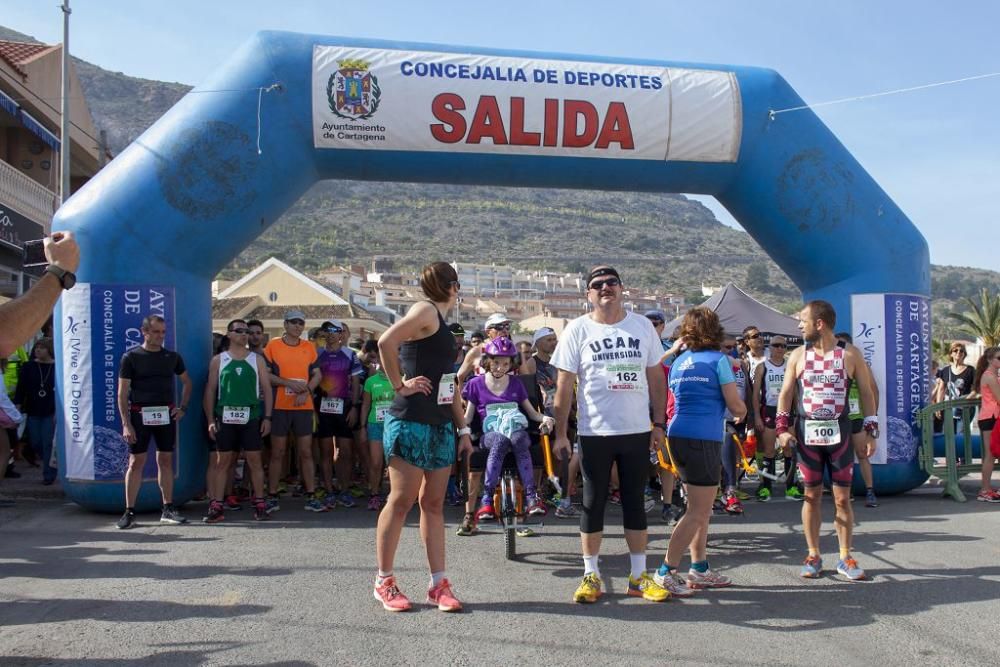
[917, 398, 982, 502]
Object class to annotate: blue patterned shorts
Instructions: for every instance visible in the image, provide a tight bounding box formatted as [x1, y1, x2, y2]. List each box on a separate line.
[383, 414, 456, 470]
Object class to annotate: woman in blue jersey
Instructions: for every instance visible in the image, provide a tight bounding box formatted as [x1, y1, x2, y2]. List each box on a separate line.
[654, 307, 746, 594]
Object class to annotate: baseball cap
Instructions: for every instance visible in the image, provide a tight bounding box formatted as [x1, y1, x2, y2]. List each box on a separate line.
[644, 309, 666, 323]
[448, 322, 466, 337]
[284, 309, 307, 322]
[484, 312, 511, 329]
[532, 327, 556, 346]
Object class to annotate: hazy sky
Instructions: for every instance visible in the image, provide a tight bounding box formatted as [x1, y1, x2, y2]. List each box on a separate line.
[3, 0, 997, 270]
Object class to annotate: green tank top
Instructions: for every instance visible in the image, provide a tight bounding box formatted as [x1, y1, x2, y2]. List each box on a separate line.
[847, 384, 862, 420]
[364, 371, 396, 424]
[216, 352, 261, 419]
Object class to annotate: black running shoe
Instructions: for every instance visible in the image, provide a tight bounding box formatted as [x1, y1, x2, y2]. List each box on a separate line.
[160, 506, 188, 525]
[116, 511, 136, 530]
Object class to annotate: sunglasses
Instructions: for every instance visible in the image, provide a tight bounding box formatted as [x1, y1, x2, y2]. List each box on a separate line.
[745, 332, 761, 340]
[589, 277, 621, 290]
[229, 328, 249, 334]
[489, 323, 511, 330]
[770, 343, 786, 349]
[287, 319, 305, 326]
[449, 280, 461, 290]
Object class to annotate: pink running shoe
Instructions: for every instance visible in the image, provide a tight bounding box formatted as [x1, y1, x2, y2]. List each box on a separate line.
[687, 568, 732, 589]
[526, 497, 548, 516]
[426, 578, 463, 612]
[374, 576, 412, 612]
[367, 494, 384, 511]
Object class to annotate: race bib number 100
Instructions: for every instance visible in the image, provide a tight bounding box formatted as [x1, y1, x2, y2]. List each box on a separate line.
[803, 419, 841, 447]
[606, 362, 645, 392]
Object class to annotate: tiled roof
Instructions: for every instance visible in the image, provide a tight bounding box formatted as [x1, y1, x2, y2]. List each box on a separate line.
[244, 304, 365, 320]
[211, 296, 259, 319]
[0, 40, 57, 78]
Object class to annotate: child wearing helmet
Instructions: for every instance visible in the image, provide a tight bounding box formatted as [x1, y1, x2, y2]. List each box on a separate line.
[462, 336, 555, 520]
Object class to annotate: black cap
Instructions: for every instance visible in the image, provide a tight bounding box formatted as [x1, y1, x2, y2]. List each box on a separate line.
[587, 266, 621, 286]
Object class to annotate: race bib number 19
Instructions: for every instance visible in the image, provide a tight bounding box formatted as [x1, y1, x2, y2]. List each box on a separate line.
[141, 406, 170, 426]
[803, 419, 841, 446]
[606, 362, 645, 392]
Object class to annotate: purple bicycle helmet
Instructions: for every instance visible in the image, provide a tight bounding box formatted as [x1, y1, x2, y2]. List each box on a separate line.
[482, 336, 518, 358]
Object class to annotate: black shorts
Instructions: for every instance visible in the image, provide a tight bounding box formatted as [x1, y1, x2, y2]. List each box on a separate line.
[979, 417, 997, 432]
[668, 436, 722, 487]
[128, 411, 176, 454]
[317, 411, 354, 439]
[213, 418, 263, 453]
[851, 418, 863, 435]
[468, 441, 543, 471]
[271, 409, 314, 438]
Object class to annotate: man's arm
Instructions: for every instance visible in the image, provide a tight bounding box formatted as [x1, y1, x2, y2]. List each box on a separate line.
[775, 347, 803, 447]
[751, 362, 765, 428]
[456, 346, 481, 383]
[257, 356, 273, 417]
[553, 369, 576, 443]
[848, 347, 877, 419]
[0, 232, 79, 357]
[647, 365, 666, 424]
[203, 357, 219, 423]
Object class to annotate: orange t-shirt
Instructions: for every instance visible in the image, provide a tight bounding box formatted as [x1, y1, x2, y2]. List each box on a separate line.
[264, 337, 318, 411]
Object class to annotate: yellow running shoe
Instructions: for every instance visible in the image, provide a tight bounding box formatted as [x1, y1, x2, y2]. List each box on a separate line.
[573, 573, 602, 603]
[627, 571, 671, 602]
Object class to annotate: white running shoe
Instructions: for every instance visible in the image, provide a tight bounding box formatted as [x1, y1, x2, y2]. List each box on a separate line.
[686, 568, 732, 589]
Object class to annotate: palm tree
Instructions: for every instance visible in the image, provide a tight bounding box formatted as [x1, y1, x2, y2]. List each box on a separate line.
[948, 288, 1000, 347]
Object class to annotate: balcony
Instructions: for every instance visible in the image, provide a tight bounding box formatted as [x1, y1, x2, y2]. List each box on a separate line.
[0, 159, 57, 230]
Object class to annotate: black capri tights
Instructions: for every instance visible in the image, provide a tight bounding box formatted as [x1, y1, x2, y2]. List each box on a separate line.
[579, 432, 650, 533]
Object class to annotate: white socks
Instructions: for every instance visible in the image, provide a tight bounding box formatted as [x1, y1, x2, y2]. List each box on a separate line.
[583, 554, 601, 578]
[629, 552, 647, 579]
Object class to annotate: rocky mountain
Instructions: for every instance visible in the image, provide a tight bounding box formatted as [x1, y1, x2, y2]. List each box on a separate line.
[3, 23, 997, 343]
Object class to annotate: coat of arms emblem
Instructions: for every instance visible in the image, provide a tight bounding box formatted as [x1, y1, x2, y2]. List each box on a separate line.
[327, 59, 382, 121]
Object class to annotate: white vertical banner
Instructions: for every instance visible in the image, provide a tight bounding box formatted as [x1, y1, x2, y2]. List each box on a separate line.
[60, 283, 94, 480]
[851, 294, 887, 463]
[851, 293, 930, 466]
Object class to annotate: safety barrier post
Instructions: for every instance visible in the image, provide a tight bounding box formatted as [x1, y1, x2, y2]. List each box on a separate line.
[917, 398, 982, 502]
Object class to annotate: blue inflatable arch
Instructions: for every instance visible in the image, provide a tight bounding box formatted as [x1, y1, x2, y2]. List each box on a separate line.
[53, 32, 930, 511]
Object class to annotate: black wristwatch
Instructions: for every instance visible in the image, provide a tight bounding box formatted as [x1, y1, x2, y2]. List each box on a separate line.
[652, 422, 667, 431]
[44, 264, 76, 290]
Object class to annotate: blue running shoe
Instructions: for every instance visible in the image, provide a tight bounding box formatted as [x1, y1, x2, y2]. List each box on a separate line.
[865, 490, 879, 508]
[800, 555, 823, 578]
[305, 498, 327, 512]
[836, 557, 866, 581]
[265, 495, 280, 515]
[338, 492, 357, 508]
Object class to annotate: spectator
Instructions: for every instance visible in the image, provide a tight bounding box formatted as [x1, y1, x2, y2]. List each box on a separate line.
[14, 338, 57, 485]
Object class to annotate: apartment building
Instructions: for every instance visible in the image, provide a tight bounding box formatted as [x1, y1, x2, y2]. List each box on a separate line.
[0, 38, 105, 299]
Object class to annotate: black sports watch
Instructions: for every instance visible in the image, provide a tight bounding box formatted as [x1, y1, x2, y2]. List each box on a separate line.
[652, 422, 667, 431]
[44, 264, 77, 290]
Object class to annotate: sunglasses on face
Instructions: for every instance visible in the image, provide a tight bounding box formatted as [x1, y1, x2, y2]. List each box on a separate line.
[489, 323, 511, 330]
[589, 277, 621, 290]
[771, 343, 786, 349]
[287, 319, 305, 326]
[449, 280, 461, 290]
[745, 333, 761, 340]
[229, 328, 249, 334]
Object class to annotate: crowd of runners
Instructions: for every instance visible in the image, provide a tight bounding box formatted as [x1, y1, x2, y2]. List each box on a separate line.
[103, 261, 1000, 613]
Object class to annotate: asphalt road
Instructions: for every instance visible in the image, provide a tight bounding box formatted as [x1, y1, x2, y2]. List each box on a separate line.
[1, 478, 998, 666]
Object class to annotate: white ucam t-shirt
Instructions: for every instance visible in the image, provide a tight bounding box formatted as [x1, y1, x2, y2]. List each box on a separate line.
[551, 311, 663, 436]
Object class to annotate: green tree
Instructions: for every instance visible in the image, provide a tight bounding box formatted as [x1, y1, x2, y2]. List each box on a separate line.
[948, 288, 1000, 347]
[746, 263, 770, 291]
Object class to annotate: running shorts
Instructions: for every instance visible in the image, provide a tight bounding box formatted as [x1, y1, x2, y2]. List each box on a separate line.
[668, 436, 722, 487]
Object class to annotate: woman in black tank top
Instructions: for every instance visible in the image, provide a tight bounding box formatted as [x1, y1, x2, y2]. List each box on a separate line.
[372, 262, 473, 612]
